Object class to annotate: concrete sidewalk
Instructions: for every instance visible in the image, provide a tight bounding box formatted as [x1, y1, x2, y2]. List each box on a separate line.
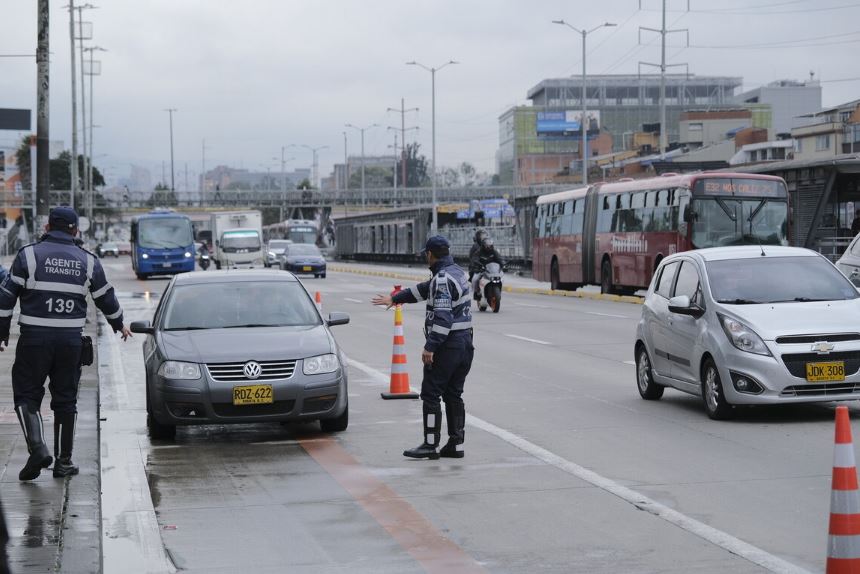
[0, 310, 101, 574]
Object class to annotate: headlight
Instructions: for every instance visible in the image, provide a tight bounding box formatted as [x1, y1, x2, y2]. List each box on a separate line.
[303, 354, 340, 375]
[718, 314, 771, 356]
[158, 361, 202, 379]
[141, 253, 149, 259]
[184, 251, 192, 258]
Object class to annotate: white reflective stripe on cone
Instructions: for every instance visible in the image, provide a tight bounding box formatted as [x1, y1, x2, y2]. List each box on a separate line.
[426, 414, 436, 427]
[833, 490, 860, 513]
[394, 326, 404, 336]
[829, 534, 860, 559]
[391, 363, 409, 374]
[392, 345, 406, 355]
[835, 443, 858, 468]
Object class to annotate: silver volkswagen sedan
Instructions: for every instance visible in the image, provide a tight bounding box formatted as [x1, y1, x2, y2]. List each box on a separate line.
[635, 246, 860, 419]
[130, 270, 349, 439]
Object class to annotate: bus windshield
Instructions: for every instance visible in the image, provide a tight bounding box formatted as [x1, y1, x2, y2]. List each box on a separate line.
[138, 218, 193, 249]
[288, 227, 316, 244]
[691, 198, 788, 248]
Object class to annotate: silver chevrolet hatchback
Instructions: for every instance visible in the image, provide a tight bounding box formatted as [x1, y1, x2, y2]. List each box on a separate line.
[635, 246, 860, 419]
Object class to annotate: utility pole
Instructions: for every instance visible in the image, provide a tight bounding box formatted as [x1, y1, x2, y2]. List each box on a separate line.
[201, 138, 207, 204]
[164, 108, 177, 191]
[184, 162, 188, 191]
[68, 1, 78, 209]
[36, 0, 50, 225]
[83, 45, 104, 229]
[386, 98, 418, 189]
[387, 131, 398, 190]
[342, 131, 348, 191]
[638, 0, 689, 155]
[345, 124, 378, 210]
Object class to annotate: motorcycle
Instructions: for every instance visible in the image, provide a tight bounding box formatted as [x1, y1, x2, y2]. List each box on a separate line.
[199, 252, 211, 271]
[477, 262, 503, 313]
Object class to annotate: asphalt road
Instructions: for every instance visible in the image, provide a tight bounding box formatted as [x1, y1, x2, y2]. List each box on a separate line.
[95, 258, 852, 573]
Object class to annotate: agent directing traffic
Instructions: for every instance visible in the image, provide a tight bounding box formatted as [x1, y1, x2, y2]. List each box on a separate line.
[372, 235, 474, 460]
[0, 207, 131, 481]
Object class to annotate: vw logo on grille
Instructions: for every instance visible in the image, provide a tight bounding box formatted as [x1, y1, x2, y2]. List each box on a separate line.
[243, 361, 262, 380]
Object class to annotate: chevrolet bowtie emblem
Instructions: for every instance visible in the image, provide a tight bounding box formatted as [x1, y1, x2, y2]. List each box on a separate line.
[811, 341, 835, 354]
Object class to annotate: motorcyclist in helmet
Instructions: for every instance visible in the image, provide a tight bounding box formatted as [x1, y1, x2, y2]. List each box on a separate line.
[471, 237, 506, 301]
[468, 229, 488, 282]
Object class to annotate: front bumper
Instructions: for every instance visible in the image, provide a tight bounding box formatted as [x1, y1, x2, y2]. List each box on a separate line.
[282, 262, 326, 275]
[150, 366, 347, 425]
[715, 341, 860, 405]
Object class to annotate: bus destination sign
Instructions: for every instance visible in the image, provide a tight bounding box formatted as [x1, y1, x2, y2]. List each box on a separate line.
[694, 178, 785, 198]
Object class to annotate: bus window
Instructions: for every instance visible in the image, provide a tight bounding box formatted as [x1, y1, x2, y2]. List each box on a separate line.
[631, 191, 645, 209]
[598, 195, 614, 233]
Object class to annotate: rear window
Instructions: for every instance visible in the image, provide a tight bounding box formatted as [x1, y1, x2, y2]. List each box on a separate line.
[707, 256, 859, 304]
[162, 281, 321, 330]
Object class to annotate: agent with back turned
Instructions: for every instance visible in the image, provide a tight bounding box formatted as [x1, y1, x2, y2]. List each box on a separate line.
[0, 207, 132, 481]
[372, 235, 474, 459]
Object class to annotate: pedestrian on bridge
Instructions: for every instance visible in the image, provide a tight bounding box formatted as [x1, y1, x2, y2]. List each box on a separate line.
[372, 235, 474, 459]
[0, 207, 132, 481]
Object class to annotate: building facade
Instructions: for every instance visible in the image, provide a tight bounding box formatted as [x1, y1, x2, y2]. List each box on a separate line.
[792, 99, 860, 161]
[735, 79, 822, 138]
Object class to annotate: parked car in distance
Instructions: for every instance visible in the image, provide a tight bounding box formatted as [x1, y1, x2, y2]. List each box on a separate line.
[836, 234, 860, 287]
[266, 239, 292, 267]
[280, 243, 326, 278]
[97, 242, 120, 258]
[129, 270, 350, 440]
[635, 246, 860, 420]
[117, 241, 132, 255]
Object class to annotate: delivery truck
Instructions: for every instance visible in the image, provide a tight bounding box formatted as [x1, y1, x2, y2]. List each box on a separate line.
[210, 210, 264, 269]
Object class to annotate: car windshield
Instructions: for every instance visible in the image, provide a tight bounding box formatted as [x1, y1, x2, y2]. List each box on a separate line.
[287, 244, 321, 256]
[707, 256, 859, 304]
[268, 240, 291, 252]
[288, 229, 317, 244]
[221, 231, 261, 250]
[691, 198, 788, 248]
[138, 218, 193, 249]
[103, 242, 117, 249]
[162, 281, 321, 330]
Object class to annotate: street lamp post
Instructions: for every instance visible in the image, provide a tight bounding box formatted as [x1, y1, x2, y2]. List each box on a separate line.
[345, 123, 379, 209]
[164, 108, 177, 191]
[407, 60, 458, 234]
[83, 45, 105, 228]
[552, 20, 616, 186]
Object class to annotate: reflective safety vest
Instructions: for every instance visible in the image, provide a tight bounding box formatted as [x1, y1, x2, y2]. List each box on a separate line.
[0, 231, 124, 336]
[392, 255, 472, 352]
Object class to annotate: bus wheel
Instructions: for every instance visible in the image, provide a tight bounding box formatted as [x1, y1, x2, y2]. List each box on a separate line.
[550, 260, 561, 291]
[601, 260, 613, 294]
[136, 272, 147, 281]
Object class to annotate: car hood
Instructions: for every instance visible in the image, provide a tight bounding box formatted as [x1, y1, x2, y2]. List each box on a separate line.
[725, 299, 860, 340]
[157, 325, 334, 363]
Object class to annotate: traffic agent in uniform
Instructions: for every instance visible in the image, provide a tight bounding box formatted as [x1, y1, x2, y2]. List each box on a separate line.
[0, 207, 131, 481]
[372, 235, 474, 459]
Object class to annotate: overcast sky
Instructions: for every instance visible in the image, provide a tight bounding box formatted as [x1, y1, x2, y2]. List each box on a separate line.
[3, 0, 859, 187]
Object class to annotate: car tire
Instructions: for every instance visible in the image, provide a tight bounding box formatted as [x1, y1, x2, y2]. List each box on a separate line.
[701, 358, 734, 420]
[320, 403, 348, 433]
[636, 345, 664, 400]
[146, 392, 176, 440]
[320, 273, 326, 279]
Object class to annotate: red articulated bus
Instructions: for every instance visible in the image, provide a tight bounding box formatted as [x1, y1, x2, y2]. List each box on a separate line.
[532, 172, 790, 294]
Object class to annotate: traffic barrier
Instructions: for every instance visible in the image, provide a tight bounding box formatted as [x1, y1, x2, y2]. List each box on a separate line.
[315, 291, 322, 313]
[381, 303, 418, 400]
[827, 405, 860, 573]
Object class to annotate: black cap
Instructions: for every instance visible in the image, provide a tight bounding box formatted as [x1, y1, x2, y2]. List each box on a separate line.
[420, 235, 450, 256]
[49, 206, 79, 231]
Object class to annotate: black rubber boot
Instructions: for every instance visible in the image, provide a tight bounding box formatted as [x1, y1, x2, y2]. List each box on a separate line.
[403, 403, 442, 459]
[16, 406, 53, 481]
[53, 412, 79, 478]
[439, 402, 465, 458]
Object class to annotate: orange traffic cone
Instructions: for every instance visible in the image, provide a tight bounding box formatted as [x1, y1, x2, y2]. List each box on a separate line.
[381, 305, 418, 400]
[827, 405, 860, 573]
[315, 291, 322, 313]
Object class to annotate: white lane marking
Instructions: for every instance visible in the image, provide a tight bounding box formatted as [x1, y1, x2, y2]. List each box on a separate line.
[586, 311, 630, 319]
[623, 360, 636, 366]
[344, 298, 363, 303]
[512, 302, 549, 309]
[348, 356, 812, 574]
[504, 334, 552, 346]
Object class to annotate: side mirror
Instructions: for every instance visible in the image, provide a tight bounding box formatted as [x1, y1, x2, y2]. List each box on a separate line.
[326, 312, 350, 327]
[683, 205, 695, 222]
[130, 320, 154, 334]
[668, 295, 704, 318]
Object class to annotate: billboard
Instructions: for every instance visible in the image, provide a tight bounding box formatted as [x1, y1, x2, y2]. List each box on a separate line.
[0, 109, 31, 131]
[536, 110, 600, 137]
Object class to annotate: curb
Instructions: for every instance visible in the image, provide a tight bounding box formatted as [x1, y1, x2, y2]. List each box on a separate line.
[327, 265, 644, 305]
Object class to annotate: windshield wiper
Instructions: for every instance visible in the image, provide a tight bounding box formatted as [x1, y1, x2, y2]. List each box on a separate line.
[223, 323, 281, 328]
[164, 326, 209, 331]
[769, 297, 832, 303]
[716, 298, 762, 305]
